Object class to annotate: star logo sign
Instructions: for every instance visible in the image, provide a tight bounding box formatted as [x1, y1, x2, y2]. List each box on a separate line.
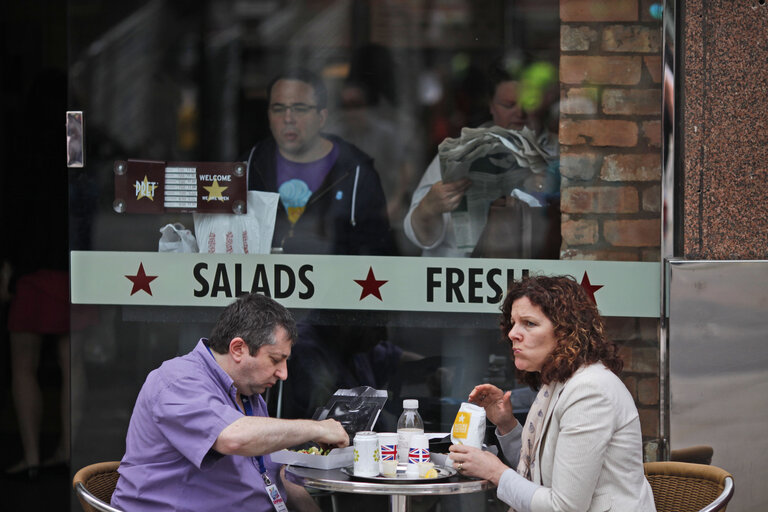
[354, 267, 388, 301]
[135, 175, 158, 200]
[204, 179, 228, 201]
[125, 263, 158, 296]
[580, 272, 603, 305]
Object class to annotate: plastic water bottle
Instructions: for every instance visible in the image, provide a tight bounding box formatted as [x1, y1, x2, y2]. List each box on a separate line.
[396, 399, 424, 463]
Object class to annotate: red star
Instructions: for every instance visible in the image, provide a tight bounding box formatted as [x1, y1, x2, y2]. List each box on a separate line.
[125, 263, 158, 296]
[354, 267, 388, 301]
[580, 272, 603, 304]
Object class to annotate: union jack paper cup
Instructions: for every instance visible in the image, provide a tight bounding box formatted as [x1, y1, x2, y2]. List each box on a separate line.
[378, 433, 398, 476]
[407, 433, 430, 465]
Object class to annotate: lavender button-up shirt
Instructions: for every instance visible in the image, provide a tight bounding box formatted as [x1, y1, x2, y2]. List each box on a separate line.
[112, 339, 287, 512]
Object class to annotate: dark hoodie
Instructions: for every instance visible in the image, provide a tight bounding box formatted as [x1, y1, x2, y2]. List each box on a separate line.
[246, 134, 395, 255]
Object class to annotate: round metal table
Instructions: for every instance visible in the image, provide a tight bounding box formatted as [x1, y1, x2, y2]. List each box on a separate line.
[285, 465, 493, 512]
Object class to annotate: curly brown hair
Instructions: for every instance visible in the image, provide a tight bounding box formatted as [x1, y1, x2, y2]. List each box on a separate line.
[500, 275, 623, 389]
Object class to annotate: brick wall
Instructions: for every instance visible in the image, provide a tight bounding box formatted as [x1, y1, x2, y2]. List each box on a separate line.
[559, 0, 662, 263]
[559, 0, 662, 446]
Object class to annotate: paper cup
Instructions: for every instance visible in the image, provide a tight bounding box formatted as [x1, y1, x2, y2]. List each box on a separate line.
[408, 433, 430, 465]
[378, 433, 398, 475]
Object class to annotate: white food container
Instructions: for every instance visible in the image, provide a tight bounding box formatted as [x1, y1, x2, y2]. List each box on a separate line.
[270, 446, 354, 470]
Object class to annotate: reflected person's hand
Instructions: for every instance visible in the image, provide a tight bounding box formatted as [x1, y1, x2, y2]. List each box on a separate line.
[420, 179, 472, 216]
[468, 384, 518, 434]
[411, 178, 472, 245]
[314, 419, 350, 449]
[448, 444, 508, 486]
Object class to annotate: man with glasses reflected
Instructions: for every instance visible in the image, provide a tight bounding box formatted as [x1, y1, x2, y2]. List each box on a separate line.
[111, 294, 349, 512]
[246, 69, 394, 256]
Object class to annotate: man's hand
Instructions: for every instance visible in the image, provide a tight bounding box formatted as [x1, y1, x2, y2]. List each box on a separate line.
[313, 419, 349, 448]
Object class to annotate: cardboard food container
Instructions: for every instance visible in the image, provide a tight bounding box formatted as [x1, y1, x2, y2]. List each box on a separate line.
[271, 446, 354, 470]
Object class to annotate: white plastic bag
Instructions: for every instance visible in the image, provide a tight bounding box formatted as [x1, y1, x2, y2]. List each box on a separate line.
[158, 223, 198, 253]
[193, 191, 279, 254]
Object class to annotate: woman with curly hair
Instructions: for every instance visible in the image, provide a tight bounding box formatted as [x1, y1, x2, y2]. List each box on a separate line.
[449, 275, 656, 512]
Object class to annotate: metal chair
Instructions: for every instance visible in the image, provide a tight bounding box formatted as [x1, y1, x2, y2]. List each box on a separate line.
[72, 461, 124, 512]
[644, 461, 734, 512]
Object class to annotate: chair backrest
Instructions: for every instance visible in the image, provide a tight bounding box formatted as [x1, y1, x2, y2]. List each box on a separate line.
[670, 445, 714, 465]
[72, 461, 123, 512]
[644, 461, 734, 512]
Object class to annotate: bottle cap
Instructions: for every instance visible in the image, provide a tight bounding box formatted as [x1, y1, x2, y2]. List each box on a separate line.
[403, 399, 419, 409]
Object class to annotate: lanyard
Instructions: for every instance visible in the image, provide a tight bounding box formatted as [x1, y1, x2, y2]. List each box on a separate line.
[242, 396, 287, 512]
[205, 343, 287, 512]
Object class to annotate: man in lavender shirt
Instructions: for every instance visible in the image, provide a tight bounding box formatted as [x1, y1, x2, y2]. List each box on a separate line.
[111, 294, 349, 512]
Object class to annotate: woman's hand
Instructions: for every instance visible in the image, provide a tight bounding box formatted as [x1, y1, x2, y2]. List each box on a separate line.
[468, 384, 517, 434]
[449, 444, 509, 486]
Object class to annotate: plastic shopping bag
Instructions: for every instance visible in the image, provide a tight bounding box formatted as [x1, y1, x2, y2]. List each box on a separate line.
[193, 191, 279, 254]
[158, 223, 199, 253]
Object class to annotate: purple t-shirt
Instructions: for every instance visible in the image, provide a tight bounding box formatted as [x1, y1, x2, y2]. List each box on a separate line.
[275, 144, 338, 219]
[112, 340, 287, 512]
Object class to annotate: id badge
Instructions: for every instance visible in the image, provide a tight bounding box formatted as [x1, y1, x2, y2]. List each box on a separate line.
[262, 472, 288, 512]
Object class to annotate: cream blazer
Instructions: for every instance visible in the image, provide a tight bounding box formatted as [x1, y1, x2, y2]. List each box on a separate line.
[497, 363, 656, 512]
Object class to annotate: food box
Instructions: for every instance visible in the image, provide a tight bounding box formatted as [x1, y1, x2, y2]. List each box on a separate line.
[270, 446, 354, 470]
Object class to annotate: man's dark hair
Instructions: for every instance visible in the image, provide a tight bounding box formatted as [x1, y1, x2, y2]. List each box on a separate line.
[207, 294, 298, 355]
[267, 69, 328, 110]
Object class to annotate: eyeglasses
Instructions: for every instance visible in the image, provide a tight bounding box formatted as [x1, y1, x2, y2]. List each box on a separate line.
[269, 103, 319, 116]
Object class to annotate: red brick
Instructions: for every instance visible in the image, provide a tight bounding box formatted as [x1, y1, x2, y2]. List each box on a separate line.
[561, 0, 639, 22]
[622, 375, 638, 399]
[638, 318, 659, 343]
[639, 407, 659, 438]
[560, 248, 640, 261]
[641, 120, 662, 147]
[631, 346, 658, 372]
[561, 25, 598, 51]
[561, 56, 642, 85]
[561, 186, 639, 213]
[638, 377, 659, 405]
[601, 153, 661, 181]
[604, 219, 660, 247]
[602, 25, 661, 53]
[562, 219, 599, 245]
[642, 184, 661, 212]
[605, 317, 640, 341]
[561, 87, 599, 115]
[618, 345, 633, 367]
[644, 56, 663, 83]
[560, 151, 602, 179]
[641, 248, 660, 262]
[602, 88, 662, 115]
[559, 119, 639, 147]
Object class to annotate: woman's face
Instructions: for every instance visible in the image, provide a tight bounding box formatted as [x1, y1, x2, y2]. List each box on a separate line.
[507, 296, 558, 373]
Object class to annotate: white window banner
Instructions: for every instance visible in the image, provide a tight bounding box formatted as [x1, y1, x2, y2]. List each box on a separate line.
[70, 251, 659, 317]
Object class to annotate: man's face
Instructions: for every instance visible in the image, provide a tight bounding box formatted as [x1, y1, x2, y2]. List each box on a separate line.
[489, 80, 528, 130]
[234, 326, 292, 395]
[268, 79, 328, 160]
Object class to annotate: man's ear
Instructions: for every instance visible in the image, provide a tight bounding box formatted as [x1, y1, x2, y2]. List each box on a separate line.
[318, 107, 328, 127]
[229, 337, 248, 362]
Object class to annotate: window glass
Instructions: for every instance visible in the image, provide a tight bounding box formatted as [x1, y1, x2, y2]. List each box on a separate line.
[67, 1, 661, 509]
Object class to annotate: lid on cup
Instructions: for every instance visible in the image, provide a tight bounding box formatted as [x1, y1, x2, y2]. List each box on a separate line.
[403, 399, 419, 409]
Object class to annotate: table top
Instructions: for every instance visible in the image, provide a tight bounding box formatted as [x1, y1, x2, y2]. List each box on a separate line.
[285, 465, 493, 496]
